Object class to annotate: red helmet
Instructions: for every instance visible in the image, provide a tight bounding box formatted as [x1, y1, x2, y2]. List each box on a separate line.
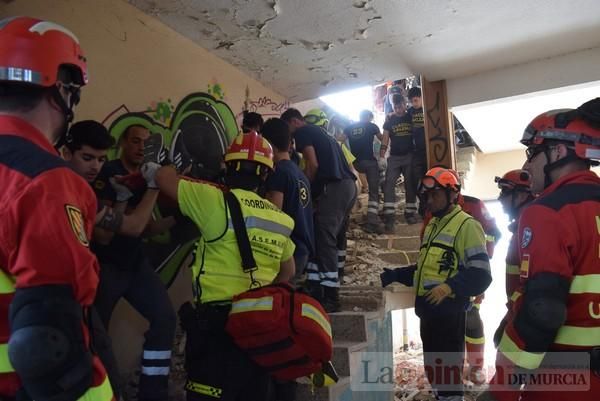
[225, 131, 274, 170]
[0, 16, 88, 87]
[494, 169, 532, 192]
[420, 167, 461, 192]
[521, 101, 600, 161]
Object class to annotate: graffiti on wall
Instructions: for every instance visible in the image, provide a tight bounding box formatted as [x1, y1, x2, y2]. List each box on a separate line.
[238, 85, 290, 123]
[101, 92, 239, 287]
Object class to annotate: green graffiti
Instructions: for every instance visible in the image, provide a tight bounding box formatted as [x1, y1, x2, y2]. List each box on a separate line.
[103, 92, 238, 287]
[207, 83, 225, 100]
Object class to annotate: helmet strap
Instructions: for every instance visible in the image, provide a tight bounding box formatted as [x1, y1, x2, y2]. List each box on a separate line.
[542, 147, 578, 188]
[50, 84, 76, 149]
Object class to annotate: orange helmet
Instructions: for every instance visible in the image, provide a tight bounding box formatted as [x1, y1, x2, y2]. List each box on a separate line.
[521, 99, 600, 162]
[494, 169, 532, 192]
[419, 167, 461, 193]
[0, 17, 88, 87]
[225, 131, 274, 171]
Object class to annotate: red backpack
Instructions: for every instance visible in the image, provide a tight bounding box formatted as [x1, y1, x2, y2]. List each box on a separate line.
[225, 283, 333, 380]
[222, 192, 333, 380]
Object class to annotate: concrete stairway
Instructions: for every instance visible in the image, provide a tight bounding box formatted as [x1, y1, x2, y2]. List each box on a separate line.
[296, 222, 420, 401]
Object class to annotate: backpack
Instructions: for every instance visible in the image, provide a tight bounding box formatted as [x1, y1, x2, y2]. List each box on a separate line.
[222, 191, 333, 380]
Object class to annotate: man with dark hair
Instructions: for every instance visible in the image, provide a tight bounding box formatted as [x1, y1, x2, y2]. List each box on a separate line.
[0, 16, 113, 401]
[262, 118, 315, 280]
[381, 94, 418, 231]
[242, 111, 264, 133]
[261, 117, 314, 401]
[64, 120, 168, 398]
[344, 109, 383, 233]
[92, 123, 177, 401]
[281, 108, 356, 312]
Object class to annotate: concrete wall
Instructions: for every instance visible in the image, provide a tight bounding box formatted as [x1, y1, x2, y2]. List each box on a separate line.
[462, 149, 526, 201]
[447, 46, 600, 108]
[1, 0, 288, 124]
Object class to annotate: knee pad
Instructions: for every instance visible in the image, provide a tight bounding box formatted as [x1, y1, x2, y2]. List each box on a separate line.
[515, 272, 569, 351]
[8, 285, 93, 401]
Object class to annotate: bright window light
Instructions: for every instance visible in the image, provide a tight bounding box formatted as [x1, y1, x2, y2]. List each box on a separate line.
[320, 85, 373, 122]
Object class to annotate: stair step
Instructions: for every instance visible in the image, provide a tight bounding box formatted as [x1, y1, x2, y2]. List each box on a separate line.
[329, 311, 379, 342]
[377, 250, 419, 265]
[372, 236, 421, 251]
[333, 340, 369, 377]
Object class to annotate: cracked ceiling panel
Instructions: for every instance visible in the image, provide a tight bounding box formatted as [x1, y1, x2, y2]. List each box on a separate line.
[128, 0, 600, 102]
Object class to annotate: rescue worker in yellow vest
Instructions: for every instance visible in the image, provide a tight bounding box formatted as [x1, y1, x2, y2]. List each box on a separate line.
[154, 131, 296, 401]
[380, 167, 492, 401]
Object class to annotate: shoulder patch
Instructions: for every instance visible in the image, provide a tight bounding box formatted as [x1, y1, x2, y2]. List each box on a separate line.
[65, 205, 89, 247]
[521, 227, 533, 248]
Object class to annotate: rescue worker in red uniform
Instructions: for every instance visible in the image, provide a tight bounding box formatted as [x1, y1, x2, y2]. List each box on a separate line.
[0, 17, 113, 401]
[494, 169, 535, 303]
[421, 171, 501, 383]
[480, 99, 600, 401]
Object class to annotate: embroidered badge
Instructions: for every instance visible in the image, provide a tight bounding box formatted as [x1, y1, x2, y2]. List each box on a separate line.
[521, 227, 533, 248]
[65, 205, 89, 247]
[520, 254, 530, 279]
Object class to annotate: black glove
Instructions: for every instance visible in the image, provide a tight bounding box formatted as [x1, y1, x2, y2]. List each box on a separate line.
[380, 268, 399, 288]
[380, 265, 417, 288]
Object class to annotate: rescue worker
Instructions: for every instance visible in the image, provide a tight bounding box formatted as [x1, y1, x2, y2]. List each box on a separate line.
[381, 167, 492, 401]
[381, 94, 418, 230]
[262, 118, 315, 282]
[63, 120, 170, 398]
[303, 108, 358, 282]
[494, 169, 535, 303]
[242, 111, 264, 133]
[480, 100, 600, 401]
[344, 110, 384, 234]
[154, 131, 296, 400]
[420, 169, 501, 383]
[0, 16, 113, 401]
[282, 108, 356, 313]
[92, 124, 177, 401]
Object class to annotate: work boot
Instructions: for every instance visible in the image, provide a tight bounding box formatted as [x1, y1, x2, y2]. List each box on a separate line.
[364, 222, 383, 234]
[322, 286, 341, 313]
[404, 213, 418, 225]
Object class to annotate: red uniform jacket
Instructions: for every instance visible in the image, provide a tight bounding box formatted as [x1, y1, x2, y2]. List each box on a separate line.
[0, 116, 107, 398]
[492, 170, 600, 400]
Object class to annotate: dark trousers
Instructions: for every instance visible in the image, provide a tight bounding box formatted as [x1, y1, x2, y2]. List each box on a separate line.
[95, 259, 176, 401]
[90, 306, 122, 399]
[354, 159, 380, 225]
[420, 309, 466, 398]
[183, 306, 271, 401]
[313, 178, 357, 288]
[383, 154, 417, 223]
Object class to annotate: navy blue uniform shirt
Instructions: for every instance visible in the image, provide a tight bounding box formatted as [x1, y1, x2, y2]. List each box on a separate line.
[265, 159, 315, 260]
[344, 121, 380, 161]
[293, 124, 355, 197]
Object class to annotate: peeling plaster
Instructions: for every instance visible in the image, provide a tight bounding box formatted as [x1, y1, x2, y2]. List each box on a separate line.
[128, 0, 600, 102]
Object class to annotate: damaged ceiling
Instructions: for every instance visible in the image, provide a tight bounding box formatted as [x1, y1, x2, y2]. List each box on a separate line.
[128, 0, 600, 102]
